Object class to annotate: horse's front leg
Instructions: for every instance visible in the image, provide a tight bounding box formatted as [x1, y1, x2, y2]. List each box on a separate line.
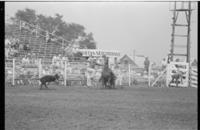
[44, 83, 48, 89]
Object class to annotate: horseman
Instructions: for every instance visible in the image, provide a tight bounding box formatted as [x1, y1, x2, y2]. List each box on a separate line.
[85, 54, 107, 87]
[100, 55, 116, 88]
[86, 54, 98, 87]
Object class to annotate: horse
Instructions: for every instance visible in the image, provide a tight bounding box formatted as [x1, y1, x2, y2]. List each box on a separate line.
[99, 66, 116, 89]
[39, 74, 60, 89]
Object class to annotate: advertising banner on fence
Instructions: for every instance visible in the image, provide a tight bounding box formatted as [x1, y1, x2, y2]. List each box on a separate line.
[76, 49, 120, 57]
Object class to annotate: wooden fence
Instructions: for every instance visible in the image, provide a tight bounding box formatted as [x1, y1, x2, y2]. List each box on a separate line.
[190, 66, 198, 88]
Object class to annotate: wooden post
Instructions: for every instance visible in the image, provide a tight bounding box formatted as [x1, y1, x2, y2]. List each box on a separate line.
[128, 64, 131, 86]
[187, 2, 191, 87]
[148, 63, 151, 87]
[19, 20, 22, 32]
[38, 59, 42, 79]
[64, 60, 67, 86]
[12, 58, 15, 86]
[186, 2, 191, 63]
[170, 2, 177, 61]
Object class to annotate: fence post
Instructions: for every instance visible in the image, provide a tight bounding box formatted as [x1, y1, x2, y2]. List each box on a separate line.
[148, 63, 151, 87]
[19, 20, 21, 32]
[188, 65, 191, 87]
[166, 64, 169, 87]
[119, 70, 122, 86]
[38, 59, 42, 79]
[128, 64, 131, 86]
[12, 58, 15, 86]
[64, 60, 67, 86]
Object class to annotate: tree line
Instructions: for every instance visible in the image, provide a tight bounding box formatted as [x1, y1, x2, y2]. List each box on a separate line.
[6, 8, 97, 49]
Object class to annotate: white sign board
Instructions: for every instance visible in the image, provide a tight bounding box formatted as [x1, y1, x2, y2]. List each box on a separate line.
[76, 49, 120, 57]
[135, 56, 145, 68]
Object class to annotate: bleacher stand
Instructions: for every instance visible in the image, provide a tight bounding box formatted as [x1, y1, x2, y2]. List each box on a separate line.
[22, 55, 30, 65]
[5, 19, 91, 87]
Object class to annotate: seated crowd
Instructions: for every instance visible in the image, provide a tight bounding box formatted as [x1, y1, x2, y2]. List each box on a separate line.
[5, 36, 31, 59]
[52, 54, 69, 67]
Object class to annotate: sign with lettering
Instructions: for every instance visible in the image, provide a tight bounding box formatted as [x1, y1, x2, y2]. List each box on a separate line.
[76, 49, 120, 57]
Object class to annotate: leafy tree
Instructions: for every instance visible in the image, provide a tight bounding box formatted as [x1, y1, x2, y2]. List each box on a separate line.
[9, 8, 97, 49]
[79, 33, 96, 49]
[14, 8, 37, 24]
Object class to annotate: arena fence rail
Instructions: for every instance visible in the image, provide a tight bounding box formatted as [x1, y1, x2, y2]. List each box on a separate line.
[190, 66, 198, 88]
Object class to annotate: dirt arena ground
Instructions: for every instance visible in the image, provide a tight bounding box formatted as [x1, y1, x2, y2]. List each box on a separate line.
[5, 85, 197, 130]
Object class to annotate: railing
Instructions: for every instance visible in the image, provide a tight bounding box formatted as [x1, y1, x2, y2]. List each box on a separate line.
[190, 66, 198, 88]
[5, 58, 88, 87]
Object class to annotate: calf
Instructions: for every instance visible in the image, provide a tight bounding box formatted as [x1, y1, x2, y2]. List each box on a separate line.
[169, 71, 184, 87]
[39, 74, 59, 89]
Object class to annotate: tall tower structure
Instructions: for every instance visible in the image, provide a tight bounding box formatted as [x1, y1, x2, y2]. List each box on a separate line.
[169, 1, 193, 63]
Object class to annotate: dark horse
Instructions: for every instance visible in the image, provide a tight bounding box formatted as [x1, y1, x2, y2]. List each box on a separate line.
[99, 61, 116, 89]
[39, 74, 59, 89]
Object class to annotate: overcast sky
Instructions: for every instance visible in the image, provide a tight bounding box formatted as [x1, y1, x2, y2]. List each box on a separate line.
[5, 2, 198, 63]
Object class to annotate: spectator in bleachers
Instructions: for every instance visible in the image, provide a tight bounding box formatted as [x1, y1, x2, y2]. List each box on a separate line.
[29, 53, 33, 64]
[13, 49, 19, 57]
[57, 54, 62, 66]
[31, 53, 37, 64]
[9, 48, 15, 57]
[5, 38, 11, 48]
[52, 55, 57, 65]
[19, 42, 24, 50]
[11, 37, 19, 50]
[42, 66, 51, 75]
[61, 54, 68, 67]
[10, 38, 15, 48]
[5, 36, 21, 58]
[22, 55, 30, 64]
[7, 47, 11, 57]
[23, 42, 31, 53]
[52, 54, 60, 66]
